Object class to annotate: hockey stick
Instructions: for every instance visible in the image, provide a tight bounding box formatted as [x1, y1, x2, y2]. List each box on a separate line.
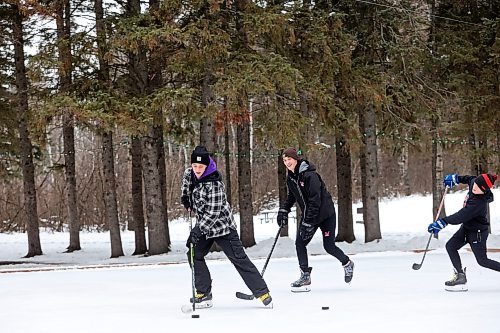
[235, 226, 283, 300]
[412, 186, 449, 270]
[187, 211, 199, 318]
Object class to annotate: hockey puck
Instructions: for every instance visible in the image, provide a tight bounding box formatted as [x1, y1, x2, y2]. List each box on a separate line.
[191, 314, 200, 318]
[322, 306, 330, 310]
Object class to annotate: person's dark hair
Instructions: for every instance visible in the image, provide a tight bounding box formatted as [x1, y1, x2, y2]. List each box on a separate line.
[282, 148, 300, 161]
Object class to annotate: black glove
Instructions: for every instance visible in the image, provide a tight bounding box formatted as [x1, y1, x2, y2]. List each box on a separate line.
[188, 225, 203, 246]
[276, 208, 289, 227]
[181, 195, 191, 210]
[299, 221, 315, 242]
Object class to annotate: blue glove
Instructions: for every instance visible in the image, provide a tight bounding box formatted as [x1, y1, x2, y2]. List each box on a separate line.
[277, 208, 289, 227]
[443, 174, 458, 188]
[299, 221, 316, 241]
[428, 218, 447, 234]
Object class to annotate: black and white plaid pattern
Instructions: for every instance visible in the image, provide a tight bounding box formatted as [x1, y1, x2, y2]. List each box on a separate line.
[181, 168, 236, 239]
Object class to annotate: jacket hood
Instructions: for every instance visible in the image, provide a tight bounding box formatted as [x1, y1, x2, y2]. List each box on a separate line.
[289, 159, 316, 177]
[200, 157, 217, 179]
[190, 158, 221, 185]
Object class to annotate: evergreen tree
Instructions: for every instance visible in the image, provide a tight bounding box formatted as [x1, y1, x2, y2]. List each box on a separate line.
[10, 1, 43, 257]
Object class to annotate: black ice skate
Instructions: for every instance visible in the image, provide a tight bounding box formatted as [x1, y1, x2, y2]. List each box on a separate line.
[343, 260, 354, 283]
[291, 269, 311, 292]
[190, 292, 213, 309]
[445, 268, 467, 292]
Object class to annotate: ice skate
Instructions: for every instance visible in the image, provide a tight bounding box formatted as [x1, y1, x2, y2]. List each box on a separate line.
[343, 260, 354, 283]
[189, 292, 213, 309]
[291, 269, 311, 292]
[445, 268, 468, 292]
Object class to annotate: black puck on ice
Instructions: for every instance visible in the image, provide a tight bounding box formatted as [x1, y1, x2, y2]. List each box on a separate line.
[322, 306, 330, 310]
[192, 314, 200, 318]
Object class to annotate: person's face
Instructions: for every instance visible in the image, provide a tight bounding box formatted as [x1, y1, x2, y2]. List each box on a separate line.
[472, 182, 484, 195]
[282, 156, 297, 172]
[192, 163, 207, 179]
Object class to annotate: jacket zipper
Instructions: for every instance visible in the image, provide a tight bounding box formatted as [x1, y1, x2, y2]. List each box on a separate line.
[292, 176, 307, 228]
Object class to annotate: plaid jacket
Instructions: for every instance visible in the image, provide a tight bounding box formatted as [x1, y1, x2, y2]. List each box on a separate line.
[181, 168, 236, 238]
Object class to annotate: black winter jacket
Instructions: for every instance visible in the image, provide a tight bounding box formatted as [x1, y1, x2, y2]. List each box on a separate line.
[443, 175, 494, 231]
[281, 159, 335, 226]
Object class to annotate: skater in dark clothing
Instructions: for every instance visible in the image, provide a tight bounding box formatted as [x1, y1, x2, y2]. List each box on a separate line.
[277, 148, 354, 292]
[181, 146, 272, 308]
[428, 173, 499, 291]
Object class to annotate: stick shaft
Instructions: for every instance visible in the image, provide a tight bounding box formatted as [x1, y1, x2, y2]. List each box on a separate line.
[260, 226, 282, 276]
[417, 186, 449, 267]
[188, 211, 196, 313]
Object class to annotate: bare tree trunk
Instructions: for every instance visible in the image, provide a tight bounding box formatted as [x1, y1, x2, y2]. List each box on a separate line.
[477, 107, 488, 175]
[142, 135, 169, 255]
[95, 0, 123, 258]
[56, 0, 80, 252]
[127, 0, 148, 254]
[278, 149, 289, 237]
[359, 106, 381, 242]
[102, 132, 124, 257]
[131, 136, 147, 254]
[335, 137, 355, 243]
[467, 109, 477, 175]
[199, 90, 221, 252]
[199, 73, 216, 154]
[237, 105, 255, 247]
[399, 135, 411, 196]
[224, 112, 232, 206]
[153, 116, 170, 249]
[199, 115, 216, 157]
[496, 121, 500, 170]
[63, 115, 80, 251]
[12, 4, 42, 257]
[147, 0, 170, 250]
[432, 117, 446, 219]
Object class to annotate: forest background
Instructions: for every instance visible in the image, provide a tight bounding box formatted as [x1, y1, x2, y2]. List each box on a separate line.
[0, 0, 498, 258]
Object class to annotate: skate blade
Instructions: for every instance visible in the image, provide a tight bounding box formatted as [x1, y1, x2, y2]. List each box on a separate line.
[263, 302, 274, 309]
[181, 300, 213, 313]
[445, 285, 468, 292]
[195, 300, 213, 309]
[291, 286, 311, 293]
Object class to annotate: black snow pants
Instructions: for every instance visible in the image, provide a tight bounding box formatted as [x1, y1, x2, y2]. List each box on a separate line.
[446, 225, 500, 272]
[295, 214, 350, 272]
[187, 228, 269, 298]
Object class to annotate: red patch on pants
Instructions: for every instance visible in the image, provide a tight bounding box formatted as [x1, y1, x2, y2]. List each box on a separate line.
[324, 231, 330, 237]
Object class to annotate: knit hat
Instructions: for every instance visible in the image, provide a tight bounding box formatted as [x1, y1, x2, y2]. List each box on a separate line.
[475, 173, 497, 192]
[191, 146, 210, 166]
[282, 148, 300, 160]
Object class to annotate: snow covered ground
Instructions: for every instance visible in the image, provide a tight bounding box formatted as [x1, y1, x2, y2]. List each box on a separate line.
[1, 189, 500, 332]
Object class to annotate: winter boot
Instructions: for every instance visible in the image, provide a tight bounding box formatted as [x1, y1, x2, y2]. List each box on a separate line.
[343, 260, 355, 283]
[258, 292, 273, 308]
[291, 268, 311, 292]
[445, 268, 467, 292]
[189, 292, 213, 309]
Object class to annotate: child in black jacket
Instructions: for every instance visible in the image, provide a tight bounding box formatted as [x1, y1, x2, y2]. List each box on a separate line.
[428, 173, 499, 291]
[277, 148, 354, 292]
